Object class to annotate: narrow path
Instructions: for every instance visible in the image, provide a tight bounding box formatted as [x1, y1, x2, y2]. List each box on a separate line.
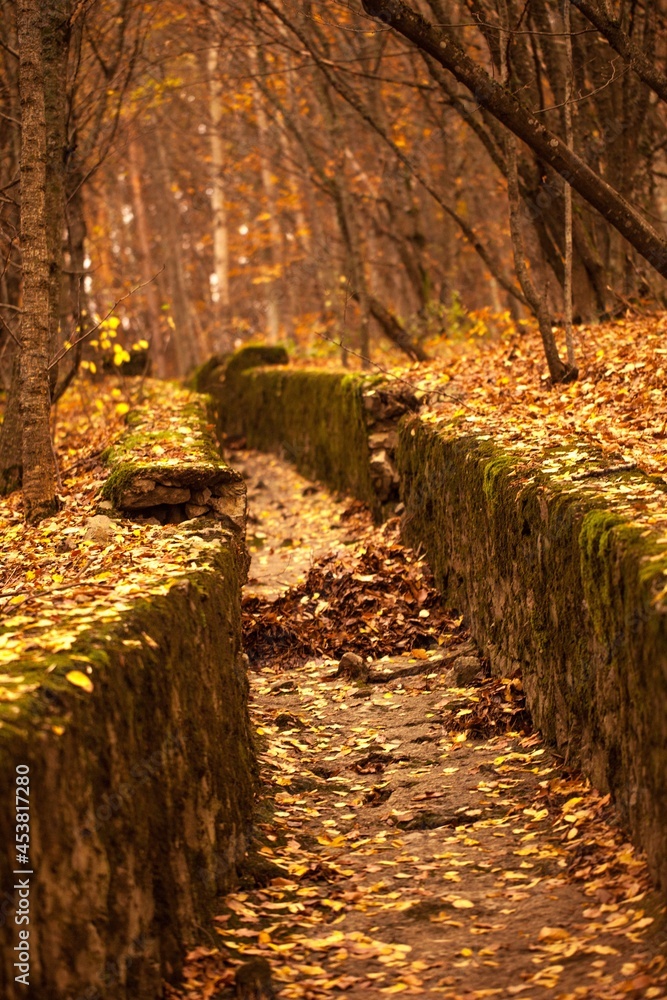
[172, 452, 666, 1000]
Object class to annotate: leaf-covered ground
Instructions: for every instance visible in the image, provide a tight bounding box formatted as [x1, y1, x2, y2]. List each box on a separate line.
[0, 377, 222, 681]
[312, 310, 667, 486]
[413, 311, 667, 478]
[171, 451, 667, 1000]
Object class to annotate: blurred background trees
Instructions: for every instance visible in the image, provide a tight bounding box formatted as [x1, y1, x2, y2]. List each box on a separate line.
[2, 0, 667, 501]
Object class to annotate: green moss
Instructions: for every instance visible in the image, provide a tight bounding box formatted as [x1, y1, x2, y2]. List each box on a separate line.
[482, 453, 515, 506]
[217, 365, 379, 511]
[100, 459, 153, 504]
[579, 509, 626, 640]
[396, 415, 667, 893]
[224, 343, 289, 382]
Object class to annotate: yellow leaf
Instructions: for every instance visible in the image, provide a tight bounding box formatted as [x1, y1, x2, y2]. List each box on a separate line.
[301, 931, 345, 950]
[116, 402, 130, 416]
[66, 670, 93, 693]
[451, 898, 474, 909]
[537, 927, 569, 942]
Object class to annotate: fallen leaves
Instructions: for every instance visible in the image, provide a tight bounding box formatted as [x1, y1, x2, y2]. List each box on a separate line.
[243, 517, 464, 665]
[171, 451, 667, 1000]
[389, 313, 667, 531]
[440, 677, 530, 738]
[65, 669, 94, 693]
[0, 377, 232, 712]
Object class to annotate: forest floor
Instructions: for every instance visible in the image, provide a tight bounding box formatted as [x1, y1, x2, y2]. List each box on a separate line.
[310, 310, 667, 486]
[170, 450, 667, 1000]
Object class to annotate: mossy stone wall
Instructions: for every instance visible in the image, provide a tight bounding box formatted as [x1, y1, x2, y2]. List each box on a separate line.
[221, 367, 379, 510]
[0, 537, 253, 1000]
[397, 417, 667, 891]
[199, 346, 418, 516]
[0, 386, 255, 999]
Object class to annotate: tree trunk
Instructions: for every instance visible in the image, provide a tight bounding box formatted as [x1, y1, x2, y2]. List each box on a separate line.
[250, 43, 283, 344]
[127, 140, 167, 376]
[506, 133, 574, 384]
[561, 0, 575, 367]
[17, 0, 59, 522]
[53, 164, 89, 403]
[207, 44, 233, 354]
[0, 353, 23, 495]
[42, 0, 68, 397]
[154, 125, 200, 375]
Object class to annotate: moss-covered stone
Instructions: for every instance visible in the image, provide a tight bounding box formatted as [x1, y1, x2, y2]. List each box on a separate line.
[224, 344, 289, 382]
[0, 386, 255, 999]
[101, 386, 246, 531]
[203, 347, 417, 517]
[187, 353, 227, 393]
[223, 368, 379, 510]
[397, 417, 667, 893]
[188, 344, 289, 396]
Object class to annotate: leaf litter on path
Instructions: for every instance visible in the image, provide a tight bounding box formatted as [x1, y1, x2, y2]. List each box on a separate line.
[171, 451, 667, 1000]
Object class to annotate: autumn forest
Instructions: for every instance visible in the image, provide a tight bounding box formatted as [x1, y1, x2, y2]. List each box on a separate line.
[1, 2, 667, 999]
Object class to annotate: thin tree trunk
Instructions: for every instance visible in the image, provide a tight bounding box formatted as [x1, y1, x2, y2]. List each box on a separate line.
[562, 0, 576, 368]
[17, 0, 59, 521]
[331, 180, 371, 367]
[154, 125, 200, 375]
[207, 44, 233, 354]
[0, 353, 23, 495]
[127, 140, 166, 376]
[249, 43, 282, 344]
[53, 165, 88, 403]
[42, 0, 68, 397]
[506, 134, 573, 384]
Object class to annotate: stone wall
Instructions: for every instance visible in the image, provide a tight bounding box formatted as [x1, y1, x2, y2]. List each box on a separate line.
[0, 387, 255, 999]
[198, 346, 417, 517]
[397, 419, 667, 892]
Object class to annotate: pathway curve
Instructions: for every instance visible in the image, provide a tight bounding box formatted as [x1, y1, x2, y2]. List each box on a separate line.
[171, 451, 666, 1000]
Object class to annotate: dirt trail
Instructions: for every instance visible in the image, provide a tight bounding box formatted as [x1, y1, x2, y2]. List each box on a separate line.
[171, 451, 666, 1000]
